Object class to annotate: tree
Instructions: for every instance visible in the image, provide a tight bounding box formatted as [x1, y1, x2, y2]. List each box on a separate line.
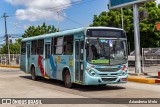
[0, 40, 20, 54]
[90, 1, 160, 51]
[22, 22, 59, 38]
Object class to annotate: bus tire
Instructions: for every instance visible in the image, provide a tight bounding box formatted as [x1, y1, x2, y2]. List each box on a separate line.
[64, 70, 73, 88]
[31, 66, 38, 80]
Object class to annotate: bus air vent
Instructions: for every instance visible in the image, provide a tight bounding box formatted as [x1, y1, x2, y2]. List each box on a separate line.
[96, 68, 120, 72]
[101, 78, 117, 82]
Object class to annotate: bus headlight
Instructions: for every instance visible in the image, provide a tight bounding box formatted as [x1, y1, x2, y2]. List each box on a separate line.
[87, 69, 97, 76]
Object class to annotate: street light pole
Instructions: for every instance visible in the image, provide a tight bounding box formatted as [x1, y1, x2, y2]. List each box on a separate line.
[57, 11, 60, 31]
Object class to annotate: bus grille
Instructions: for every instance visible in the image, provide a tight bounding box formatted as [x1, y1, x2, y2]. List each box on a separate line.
[96, 68, 120, 72]
[101, 78, 117, 82]
[99, 74, 118, 77]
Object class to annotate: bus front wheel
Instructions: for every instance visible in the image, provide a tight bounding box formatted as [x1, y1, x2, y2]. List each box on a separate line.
[64, 70, 73, 88]
[31, 66, 38, 80]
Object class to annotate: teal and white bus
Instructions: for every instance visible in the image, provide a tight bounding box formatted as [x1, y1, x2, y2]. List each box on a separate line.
[20, 27, 128, 88]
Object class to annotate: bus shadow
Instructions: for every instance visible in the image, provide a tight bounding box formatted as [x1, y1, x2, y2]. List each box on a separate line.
[73, 85, 125, 92]
[19, 76, 65, 87]
[19, 76, 125, 91]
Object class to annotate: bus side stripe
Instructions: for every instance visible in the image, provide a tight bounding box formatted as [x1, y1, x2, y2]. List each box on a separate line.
[38, 55, 48, 77]
[49, 55, 57, 78]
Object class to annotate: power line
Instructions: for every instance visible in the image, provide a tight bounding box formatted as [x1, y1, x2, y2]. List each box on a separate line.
[7, 0, 96, 17]
[62, 15, 84, 27]
[45, 0, 96, 11]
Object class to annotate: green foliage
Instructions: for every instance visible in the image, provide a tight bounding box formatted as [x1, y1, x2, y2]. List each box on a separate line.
[90, 1, 160, 50]
[22, 22, 58, 38]
[0, 40, 20, 54]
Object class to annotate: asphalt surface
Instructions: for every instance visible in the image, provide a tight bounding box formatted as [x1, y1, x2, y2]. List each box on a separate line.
[0, 67, 160, 107]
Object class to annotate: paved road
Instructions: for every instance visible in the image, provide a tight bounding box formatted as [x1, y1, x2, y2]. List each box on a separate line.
[0, 67, 160, 107]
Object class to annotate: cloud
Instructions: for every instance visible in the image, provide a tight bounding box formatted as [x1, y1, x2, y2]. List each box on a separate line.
[15, 8, 64, 21]
[5, 0, 72, 21]
[73, 0, 81, 2]
[156, 0, 160, 5]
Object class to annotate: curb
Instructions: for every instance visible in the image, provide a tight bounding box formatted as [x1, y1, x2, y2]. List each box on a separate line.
[0, 64, 20, 68]
[155, 79, 160, 83]
[128, 76, 156, 84]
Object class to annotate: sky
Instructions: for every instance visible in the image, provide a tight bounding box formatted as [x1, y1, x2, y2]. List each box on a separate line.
[0, 0, 108, 37]
[157, 0, 160, 4]
[0, 0, 160, 37]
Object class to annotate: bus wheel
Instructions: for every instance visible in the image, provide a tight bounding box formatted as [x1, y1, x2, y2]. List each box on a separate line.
[64, 70, 73, 88]
[31, 66, 37, 80]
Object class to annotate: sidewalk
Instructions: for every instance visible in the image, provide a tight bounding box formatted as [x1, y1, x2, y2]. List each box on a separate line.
[128, 67, 160, 84]
[0, 64, 20, 68]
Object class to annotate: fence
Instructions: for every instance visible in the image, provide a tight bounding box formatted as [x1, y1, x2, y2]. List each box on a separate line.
[142, 48, 160, 73]
[128, 48, 160, 74]
[0, 54, 20, 66]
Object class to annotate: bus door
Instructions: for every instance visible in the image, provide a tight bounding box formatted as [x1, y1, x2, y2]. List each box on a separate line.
[75, 40, 84, 82]
[44, 42, 52, 78]
[26, 44, 31, 73]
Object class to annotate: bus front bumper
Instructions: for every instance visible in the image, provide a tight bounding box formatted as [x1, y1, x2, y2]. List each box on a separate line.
[84, 72, 128, 85]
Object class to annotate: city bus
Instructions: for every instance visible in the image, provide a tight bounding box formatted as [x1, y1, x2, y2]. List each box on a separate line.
[20, 27, 128, 88]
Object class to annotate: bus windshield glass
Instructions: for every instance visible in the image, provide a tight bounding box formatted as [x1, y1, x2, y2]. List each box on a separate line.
[86, 39, 127, 65]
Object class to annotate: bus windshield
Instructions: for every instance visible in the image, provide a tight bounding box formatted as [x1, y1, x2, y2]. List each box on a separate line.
[86, 39, 127, 65]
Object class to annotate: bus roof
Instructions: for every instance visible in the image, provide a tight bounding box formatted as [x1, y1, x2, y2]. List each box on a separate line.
[21, 27, 123, 42]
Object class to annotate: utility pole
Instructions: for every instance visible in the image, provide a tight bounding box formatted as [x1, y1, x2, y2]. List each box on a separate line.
[133, 4, 141, 74]
[2, 13, 10, 65]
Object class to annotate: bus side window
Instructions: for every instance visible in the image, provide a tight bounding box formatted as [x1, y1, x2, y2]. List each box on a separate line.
[21, 42, 26, 55]
[31, 40, 37, 55]
[54, 37, 63, 54]
[63, 35, 73, 55]
[37, 39, 44, 55]
[45, 44, 50, 58]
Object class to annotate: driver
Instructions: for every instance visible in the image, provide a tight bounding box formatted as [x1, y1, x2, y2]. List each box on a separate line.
[91, 45, 99, 59]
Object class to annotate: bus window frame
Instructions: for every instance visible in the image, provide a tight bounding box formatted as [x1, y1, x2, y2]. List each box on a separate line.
[54, 36, 64, 55]
[21, 42, 26, 55]
[37, 39, 44, 55]
[63, 35, 73, 55]
[31, 40, 37, 55]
